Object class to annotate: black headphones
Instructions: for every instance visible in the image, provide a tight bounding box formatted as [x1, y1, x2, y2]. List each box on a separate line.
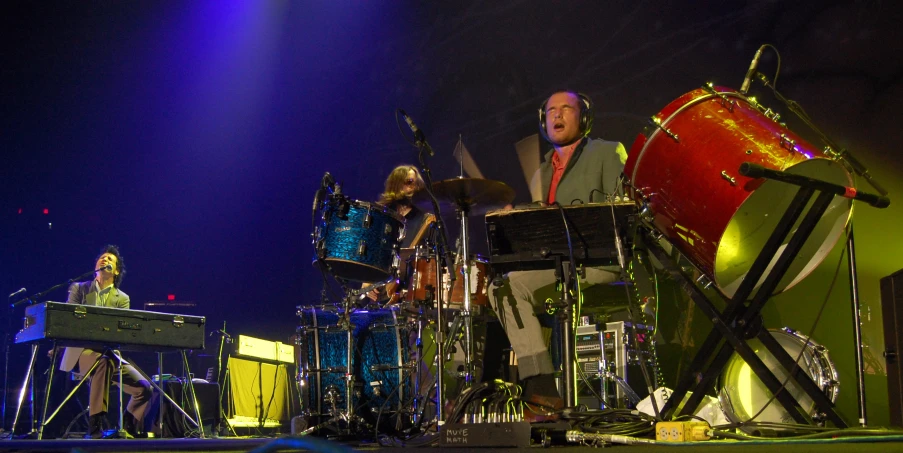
[538, 91, 594, 142]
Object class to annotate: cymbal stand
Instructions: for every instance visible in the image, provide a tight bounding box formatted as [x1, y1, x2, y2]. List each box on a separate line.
[413, 128, 455, 424]
[454, 203, 476, 389]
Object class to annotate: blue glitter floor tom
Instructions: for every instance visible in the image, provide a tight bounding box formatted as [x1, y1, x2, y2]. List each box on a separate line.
[314, 199, 405, 282]
[295, 307, 412, 429]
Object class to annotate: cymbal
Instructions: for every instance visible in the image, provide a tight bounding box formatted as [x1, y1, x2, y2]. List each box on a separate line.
[412, 177, 515, 216]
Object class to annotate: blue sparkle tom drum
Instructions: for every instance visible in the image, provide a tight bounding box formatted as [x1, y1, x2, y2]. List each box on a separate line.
[314, 199, 405, 282]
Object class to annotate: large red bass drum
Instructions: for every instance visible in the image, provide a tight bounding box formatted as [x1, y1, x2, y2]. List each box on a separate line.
[624, 86, 853, 298]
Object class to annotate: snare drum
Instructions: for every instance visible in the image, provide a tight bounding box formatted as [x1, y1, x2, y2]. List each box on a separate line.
[447, 257, 491, 308]
[313, 198, 405, 282]
[718, 328, 838, 429]
[403, 247, 441, 303]
[403, 252, 490, 308]
[624, 86, 853, 298]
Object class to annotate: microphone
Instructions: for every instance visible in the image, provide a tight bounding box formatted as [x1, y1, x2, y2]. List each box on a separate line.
[313, 172, 333, 215]
[399, 109, 434, 156]
[322, 172, 335, 191]
[740, 45, 766, 95]
[209, 329, 232, 339]
[8, 288, 26, 298]
[95, 264, 112, 272]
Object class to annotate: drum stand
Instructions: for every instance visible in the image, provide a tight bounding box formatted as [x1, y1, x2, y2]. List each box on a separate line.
[311, 279, 394, 436]
[654, 164, 886, 426]
[452, 203, 477, 389]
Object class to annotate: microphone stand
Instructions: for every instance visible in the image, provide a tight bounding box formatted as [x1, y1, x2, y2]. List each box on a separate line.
[10, 268, 98, 308]
[2, 292, 16, 433]
[414, 134, 456, 426]
[755, 72, 891, 427]
[211, 323, 236, 437]
[6, 268, 97, 436]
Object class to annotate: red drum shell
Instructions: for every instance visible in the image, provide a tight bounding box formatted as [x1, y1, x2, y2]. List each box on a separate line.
[624, 87, 852, 298]
[404, 252, 441, 303]
[404, 254, 490, 307]
[447, 258, 490, 308]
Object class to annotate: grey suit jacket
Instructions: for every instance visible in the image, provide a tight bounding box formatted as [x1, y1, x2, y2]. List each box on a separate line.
[531, 137, 628, 205]
[58, 280, 130, 372]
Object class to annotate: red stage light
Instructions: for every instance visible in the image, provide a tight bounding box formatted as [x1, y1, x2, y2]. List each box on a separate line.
[167, 294, 176, 301]
[43, 208, 49, 215]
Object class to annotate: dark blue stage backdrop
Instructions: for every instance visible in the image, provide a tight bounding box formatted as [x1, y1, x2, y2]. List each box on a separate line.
[2, 0, 901, 429]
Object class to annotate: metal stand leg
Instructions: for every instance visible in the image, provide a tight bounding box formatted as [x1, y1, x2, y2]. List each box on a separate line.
[36, 343, 58, 439]
[11, 344, 38, 436]
[457, 208, 475, 388]
[653, 187, 846, 427]
[412, 313, 423, 425]
[181, 351, 206, 438]
[157, 352, 163, 436]
[558, 261, 577, 408]
[38, 346, 104, 438]
[116, 350, 126, 438]
[435, 256, 445, 424]
[846, 225, 868, 427]
[131, 359, 202, 433]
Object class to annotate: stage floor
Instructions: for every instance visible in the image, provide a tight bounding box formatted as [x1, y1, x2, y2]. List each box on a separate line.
[2, 434, 903, 453]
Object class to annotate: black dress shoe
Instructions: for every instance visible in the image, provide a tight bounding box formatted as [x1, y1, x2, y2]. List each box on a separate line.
[122, 414, 146, 438]
[85, 413, 105, 439]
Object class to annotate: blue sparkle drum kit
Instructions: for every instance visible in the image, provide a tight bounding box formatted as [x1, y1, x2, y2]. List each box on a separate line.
[295, 306, 412, 432]
[301, 178, 514, 434]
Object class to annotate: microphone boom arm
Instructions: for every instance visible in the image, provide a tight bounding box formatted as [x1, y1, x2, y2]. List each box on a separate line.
[10, 268, 99, 308]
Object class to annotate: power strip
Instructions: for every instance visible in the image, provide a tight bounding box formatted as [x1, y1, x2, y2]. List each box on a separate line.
[655, 421, 711, 442]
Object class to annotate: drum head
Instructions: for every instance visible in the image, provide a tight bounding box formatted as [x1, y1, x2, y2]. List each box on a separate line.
[716, 159, 853, 298]
[718, 328, 838, 428]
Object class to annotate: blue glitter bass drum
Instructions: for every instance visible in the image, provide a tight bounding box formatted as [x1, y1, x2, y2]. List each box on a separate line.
[295, 307, 412, 429]
[314, 199, 405, 282]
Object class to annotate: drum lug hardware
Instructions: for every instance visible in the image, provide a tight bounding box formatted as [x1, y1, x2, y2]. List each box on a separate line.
[362, 213, 372, 229]
[647, 229, 663, 242]
[702, 82, 735, 112]
[823, 145, 840, 159]
[639, 209, 654, 226]
[695, 274, 713, 289]
[358, 240, 367, 256]
[779, 133, 796, 151]
[720, 171, 737, 185]
[648, 117, 679, 143]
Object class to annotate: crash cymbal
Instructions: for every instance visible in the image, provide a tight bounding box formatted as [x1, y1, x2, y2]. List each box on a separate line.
[412, 177, 515, 216]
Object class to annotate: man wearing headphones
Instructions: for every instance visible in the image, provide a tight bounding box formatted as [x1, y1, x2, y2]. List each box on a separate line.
[489, 91, 627, 421]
